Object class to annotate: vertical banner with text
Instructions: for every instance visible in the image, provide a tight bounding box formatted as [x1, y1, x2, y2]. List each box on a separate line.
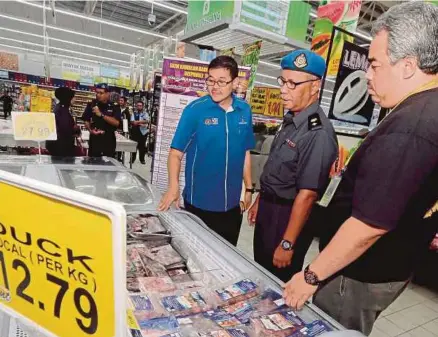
[0, 171, 126, 337]
[152, 58, 250, 195]
[241, 41, 262, 91]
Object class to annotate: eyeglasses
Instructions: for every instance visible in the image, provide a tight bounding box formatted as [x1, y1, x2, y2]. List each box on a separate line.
[277, 76, 318, 89]
[206, 77, 233, 87]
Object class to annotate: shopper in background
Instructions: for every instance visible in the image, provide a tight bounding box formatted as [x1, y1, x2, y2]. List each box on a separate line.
[82, 83, 121, 157]
[117, 96, 131, 162]
[46, 87, 80, 157]
[247, 50, 338, 282]
[283, 3, 438, 335]
[130, 101, 149, 165]
[158, 56, 255, 246]
[0, 91, 13, 119]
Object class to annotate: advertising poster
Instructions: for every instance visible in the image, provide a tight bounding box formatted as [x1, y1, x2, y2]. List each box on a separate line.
[61, 61, 100, 83]
[241, 40, 262, 90]
[328, 41, 375, 127]
[311, 0, 362, 77]
[151, 58, 250, 193]
[250, 87, 283, 118]
[0, 51, 19, 71]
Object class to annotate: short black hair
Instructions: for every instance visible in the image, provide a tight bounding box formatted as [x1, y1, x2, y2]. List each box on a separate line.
[208, 56, 238, 80]
[120, 96, 127, 102]
[136, 100, 144, 105]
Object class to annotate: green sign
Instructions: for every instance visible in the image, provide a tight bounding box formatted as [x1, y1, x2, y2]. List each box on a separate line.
[286, 1, 312, 42]
[185, 0, 235, 33]
[240, 1, 284, 34]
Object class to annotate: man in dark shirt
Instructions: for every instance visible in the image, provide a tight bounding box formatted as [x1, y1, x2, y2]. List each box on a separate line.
[248, 50, 338, 282]
[283, 2, 438, 335]
[82, 84, 121, 157]
[0, 91, 13, 119]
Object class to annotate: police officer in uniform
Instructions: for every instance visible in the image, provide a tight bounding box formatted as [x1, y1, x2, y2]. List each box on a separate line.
[82, 84, 122, 157]
[248, 50, 338, 282]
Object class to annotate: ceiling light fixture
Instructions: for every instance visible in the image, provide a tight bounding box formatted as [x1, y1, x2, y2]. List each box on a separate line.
[0, 27, 132, 57]
[17, 0, 168, 39]
[0, 13, 144, 49]
[142, 0, 188, 15]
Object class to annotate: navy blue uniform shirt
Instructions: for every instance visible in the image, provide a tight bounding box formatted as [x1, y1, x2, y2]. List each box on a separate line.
[171, 95, 256, 212]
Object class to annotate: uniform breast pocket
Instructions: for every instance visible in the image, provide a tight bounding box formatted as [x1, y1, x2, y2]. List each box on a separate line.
[276, 143, 299, 182]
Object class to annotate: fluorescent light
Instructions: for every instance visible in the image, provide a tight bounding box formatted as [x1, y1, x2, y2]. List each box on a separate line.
[0, 27, 131, 57]
[254, 81, 278, 88]
[0, 36, 43, 48]
[0, 13, 144, 50]
[17, 0, 167, 39]
[142, 0, 188, 15]
[259, 60, 281, 69]
[0, 43, 44, 54]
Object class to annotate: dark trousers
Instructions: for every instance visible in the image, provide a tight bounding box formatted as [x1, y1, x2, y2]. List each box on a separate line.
[88, 134, 116, 158]
[253, 195, 316, 283]
[184, 201, 243, 246]
[131, 131, 147, 162]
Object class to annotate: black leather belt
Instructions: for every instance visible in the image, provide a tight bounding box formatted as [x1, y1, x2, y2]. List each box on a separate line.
[260, 190, 294, 205]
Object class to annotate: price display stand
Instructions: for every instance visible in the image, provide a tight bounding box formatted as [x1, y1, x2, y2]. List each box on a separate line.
[0, 169, 127, 337]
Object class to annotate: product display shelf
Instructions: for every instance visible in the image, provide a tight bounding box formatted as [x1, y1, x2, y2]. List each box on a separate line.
[71, 91, 95, 117]
[0, 155, 362, 337]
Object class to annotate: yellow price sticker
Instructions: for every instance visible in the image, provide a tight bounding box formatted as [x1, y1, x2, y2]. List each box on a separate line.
[250, 87, 268, 115]
[0, 180, 121, 337]
[12, 112, 57, 141]
[264, 88, 283, 118]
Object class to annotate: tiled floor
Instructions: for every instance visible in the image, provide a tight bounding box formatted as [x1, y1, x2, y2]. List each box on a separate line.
[132, 158, 438, 337]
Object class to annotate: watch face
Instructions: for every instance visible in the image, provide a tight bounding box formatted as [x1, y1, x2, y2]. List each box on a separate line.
[304, 269, 320, 286]
[281, 240, 292, 250]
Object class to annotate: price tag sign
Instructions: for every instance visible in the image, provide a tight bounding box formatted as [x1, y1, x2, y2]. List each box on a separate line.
[0, 171, 126, 337]
[264, 88, 283, 118]
[250, 87, 268, 115]
[12, 112, 57, 141]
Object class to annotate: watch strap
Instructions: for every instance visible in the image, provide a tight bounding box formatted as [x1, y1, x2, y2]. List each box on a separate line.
[304, 265, 321, 286]
[245, 188, 255, 194]
[280, 239, 294, 251]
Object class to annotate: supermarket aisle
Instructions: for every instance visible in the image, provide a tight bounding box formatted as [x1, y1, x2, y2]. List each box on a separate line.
[131, 158, 438, 337]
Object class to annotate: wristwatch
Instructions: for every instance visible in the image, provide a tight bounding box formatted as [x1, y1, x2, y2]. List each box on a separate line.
[304, 265, 322, 286]
[245, 188, 255, 194]
[280, 239, 294, 251]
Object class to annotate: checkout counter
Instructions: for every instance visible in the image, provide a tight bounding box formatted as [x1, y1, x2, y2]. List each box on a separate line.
[0, 155, 364, 337]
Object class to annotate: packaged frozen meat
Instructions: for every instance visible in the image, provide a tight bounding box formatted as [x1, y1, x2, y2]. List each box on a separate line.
[127, 277, 141, 293]
[203, 310, 242, 329]
[249, 310, 305, 337]
[214, 279, 260, 306]
[135, 315, 180, 337]
[289, 320, 333, 337]
[198, 328, 250, 337]
[127, 246, 148, 278]
[160, 291, 214, 317]
[128, 244, 168, 277]
[129, 293, 165, 319]
[177, 314, 223, 336]
[139, 277, 177, 293]
[143, 244, 185, 267]
[127, 214, 167, 234]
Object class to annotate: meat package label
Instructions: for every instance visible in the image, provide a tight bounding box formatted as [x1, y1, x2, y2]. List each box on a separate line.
[129, 294, 153, 311]
[216, 279, 258, 301]
[260, 311, 303, 331]
[161, 292, 207, 312]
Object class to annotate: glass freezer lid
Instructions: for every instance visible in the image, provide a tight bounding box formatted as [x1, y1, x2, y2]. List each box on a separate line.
[42, 156, 119, 167]
[0, 165, 24, 176]
[58, 169, 153, 205]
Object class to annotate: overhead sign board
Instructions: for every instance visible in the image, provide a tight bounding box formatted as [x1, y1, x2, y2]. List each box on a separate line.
[0, 170, 126, 337]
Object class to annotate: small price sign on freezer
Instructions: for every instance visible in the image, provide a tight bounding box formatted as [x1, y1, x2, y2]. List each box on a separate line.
[0, 181, 118, 337]
[12, 112, 57, 141]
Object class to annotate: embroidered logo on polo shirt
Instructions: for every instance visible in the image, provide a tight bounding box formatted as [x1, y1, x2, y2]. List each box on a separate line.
[238, 116, 247, 125]
[204, 117, 219, 125]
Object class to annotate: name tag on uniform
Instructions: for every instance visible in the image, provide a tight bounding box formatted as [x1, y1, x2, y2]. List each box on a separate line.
[318, 175, 342, 207]
[204, 118, 219, 125]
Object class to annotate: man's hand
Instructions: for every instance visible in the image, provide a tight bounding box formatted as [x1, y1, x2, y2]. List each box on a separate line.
[92, 106, 102, 117]
[90, 128, 104, 136]
[240, 191, 252, 213]
[273, 245, 294, 268]
[283, 271, 317, 310]
[158, 186, 180, 211]
[247, 199, 259, 226]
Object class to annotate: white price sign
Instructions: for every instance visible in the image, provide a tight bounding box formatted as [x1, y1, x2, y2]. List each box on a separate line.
[12, 112, 57, 141]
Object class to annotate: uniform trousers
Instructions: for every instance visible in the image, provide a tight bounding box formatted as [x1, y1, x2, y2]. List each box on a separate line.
[184, 201, 242, 246]
[254, 193, 317, 283]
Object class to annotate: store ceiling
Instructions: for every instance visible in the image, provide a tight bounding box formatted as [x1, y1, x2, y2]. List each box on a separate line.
[0, 0, 397, 86]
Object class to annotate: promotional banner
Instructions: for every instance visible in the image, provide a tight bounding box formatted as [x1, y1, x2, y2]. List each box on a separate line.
[311, 0, 362, 77]
[152, 58, 250, 194]
[61, 61, 100, 83]
[328, 41, 375, 127]
[241, 40, 262, 90]
[250, 87, 283, 118]
[0, 52, 19, 71]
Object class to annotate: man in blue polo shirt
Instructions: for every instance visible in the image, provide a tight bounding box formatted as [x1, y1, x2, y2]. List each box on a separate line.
[158, 56, 255, 246]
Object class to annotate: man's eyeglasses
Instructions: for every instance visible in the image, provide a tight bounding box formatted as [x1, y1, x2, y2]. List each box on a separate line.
[277, 76, 318, 90]
[206, 77, 233, 87]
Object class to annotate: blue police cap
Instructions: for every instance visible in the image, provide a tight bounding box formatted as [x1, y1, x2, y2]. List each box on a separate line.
[96, 83, 108, 90]
[280, 50, 326, 78]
